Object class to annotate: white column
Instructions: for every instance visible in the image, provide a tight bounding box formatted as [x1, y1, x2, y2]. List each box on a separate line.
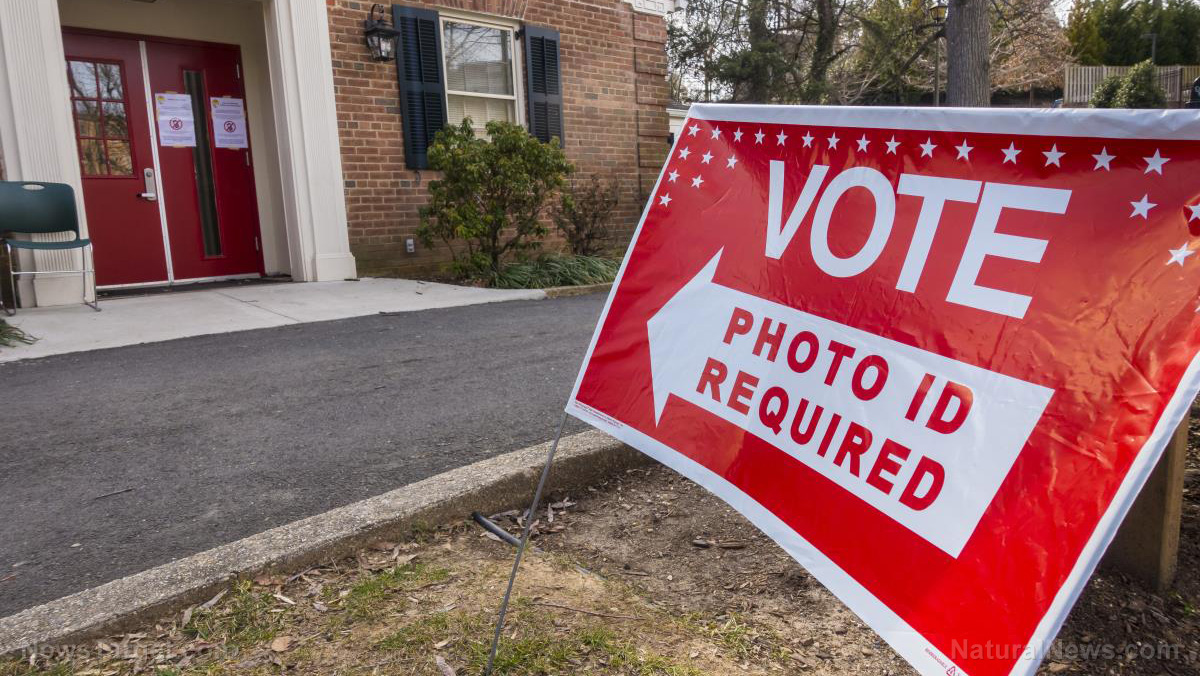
[0, 0, 94, 307]
[262, 0, 357, 282]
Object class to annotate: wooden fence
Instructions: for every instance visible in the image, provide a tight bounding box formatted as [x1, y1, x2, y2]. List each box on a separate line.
[1063, 64, 1200, 106]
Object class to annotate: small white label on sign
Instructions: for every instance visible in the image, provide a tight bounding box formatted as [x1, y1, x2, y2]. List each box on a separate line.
[155, 93, 196, 148]
[210, 97, 249, 149]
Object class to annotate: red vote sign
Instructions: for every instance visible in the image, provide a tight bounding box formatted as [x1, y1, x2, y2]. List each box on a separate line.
[567, 105, 1200, 676]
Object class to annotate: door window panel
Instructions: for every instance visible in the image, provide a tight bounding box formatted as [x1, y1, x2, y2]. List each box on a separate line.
[67, 59, 133, 176]
[69, 61, 98, 98]
[183, 70, 223, 258]
[106, 141, 133, 175]
[79, 139, 105, 175]
[74, 101, 99, 137]
[97, 63, 123, 99]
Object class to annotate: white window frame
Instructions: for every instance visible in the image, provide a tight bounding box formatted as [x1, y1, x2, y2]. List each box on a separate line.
[437, 10, 525, 131]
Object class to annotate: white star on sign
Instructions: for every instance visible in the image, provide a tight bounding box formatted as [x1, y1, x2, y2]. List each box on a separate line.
[885, 136, 900, 154]
[658, 193, 672, 207]
[828, 133, 840, 149]
[733, 128, 743, 142]
[955, 140, 973, 160]
[1130, 194, 1156, 219]
[856, 135, 870, 152]
[688, 124, 700, 136]
[667, 170, 679, 182]
[754, 129, 765, 144]
[1189, 204, 1200, 222]
[919, 138, 936, 157]
[691, 175, 704, 188]
[678, 147, 691, 160]
[726, 155, 738, 169]
[1167, 242, 1194, 266]
[801, 131, 814, 147]
[1043, 144, 1064, 167]
[1144, 149, 1169, 174]
[1092, 147, 1114, 171]
[710, 127, 722, 139]
[776, 129, 788, 145]
[701, 151, 713, 164]
[1002, 142, 1021, 164]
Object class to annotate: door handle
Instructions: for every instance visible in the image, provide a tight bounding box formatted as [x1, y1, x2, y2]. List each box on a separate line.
[138, 168, 158, 202]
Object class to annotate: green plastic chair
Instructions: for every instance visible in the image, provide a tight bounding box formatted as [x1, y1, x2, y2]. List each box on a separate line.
[0, 181, 99, 315]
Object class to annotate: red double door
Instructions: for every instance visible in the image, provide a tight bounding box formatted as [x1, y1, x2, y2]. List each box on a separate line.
[63, 30, 263, 287]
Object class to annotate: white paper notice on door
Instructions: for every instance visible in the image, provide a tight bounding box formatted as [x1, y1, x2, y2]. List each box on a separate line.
[155, 93, 196, 148]
[210, 97, 249, 149]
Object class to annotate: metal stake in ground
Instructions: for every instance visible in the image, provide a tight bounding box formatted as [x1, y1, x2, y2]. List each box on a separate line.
[483, 411, 569, 675]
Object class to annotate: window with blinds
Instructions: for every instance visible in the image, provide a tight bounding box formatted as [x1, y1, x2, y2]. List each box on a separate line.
[441, 20, 517, 134]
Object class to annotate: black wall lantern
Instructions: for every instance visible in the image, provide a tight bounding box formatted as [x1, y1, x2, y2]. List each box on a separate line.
[364, 4, 399, 62]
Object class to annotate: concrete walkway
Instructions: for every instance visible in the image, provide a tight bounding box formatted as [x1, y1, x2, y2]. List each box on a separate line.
[1, 278, 543, 362]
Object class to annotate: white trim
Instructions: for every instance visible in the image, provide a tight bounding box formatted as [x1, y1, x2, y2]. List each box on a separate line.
[567, 104, 1200, 676]
[444, 89, 516, 101]
[261, 0, 356, 282]
[623, 0, 683, 16]
[437, 11, 524, 130]
[138, 39, 176, 283]
[687, 103, 1200, 140]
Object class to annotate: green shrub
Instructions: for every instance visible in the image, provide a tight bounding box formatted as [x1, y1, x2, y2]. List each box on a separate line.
[418, 119, 572, 279]
[490, 255, 619, 289]
[552, 174, 621, 256]
[1091, 60, 1167, 108]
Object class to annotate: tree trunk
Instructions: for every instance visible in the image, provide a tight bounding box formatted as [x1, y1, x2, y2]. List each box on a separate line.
[808, 0, 835, 102]
[945, 0, 990, 106]
[746, 0, 772, 102]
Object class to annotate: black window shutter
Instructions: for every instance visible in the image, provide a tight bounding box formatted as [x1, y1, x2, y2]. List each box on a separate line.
[522, 24, 564, 145]
[393, 4, 446, 169]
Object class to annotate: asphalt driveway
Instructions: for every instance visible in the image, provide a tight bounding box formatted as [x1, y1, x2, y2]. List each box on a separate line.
[0, 294, 603, 617]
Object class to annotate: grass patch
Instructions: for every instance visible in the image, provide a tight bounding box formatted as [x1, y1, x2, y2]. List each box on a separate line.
[183, 581, 286, 648]
[0, 318, 32, 347]
[0, 662, 71, 676]
[375, 601, 701, 675]
[708, 614, 756, 660]
[489, 255, 618, 289]
[340, 561, 450, 619]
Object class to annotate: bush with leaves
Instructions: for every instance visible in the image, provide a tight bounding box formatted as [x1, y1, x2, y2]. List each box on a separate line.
[1090, 60, 1167, 108]
[418, 119, 572, 278]
[552, 174, 621, 257]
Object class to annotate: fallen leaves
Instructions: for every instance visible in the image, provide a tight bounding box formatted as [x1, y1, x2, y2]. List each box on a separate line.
[269, 636, 292, 653]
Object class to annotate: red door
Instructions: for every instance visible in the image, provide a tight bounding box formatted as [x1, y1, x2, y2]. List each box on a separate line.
[63, 31, 168, 287]
[61, 30, 264, 286]
[146, 39, 263, 281]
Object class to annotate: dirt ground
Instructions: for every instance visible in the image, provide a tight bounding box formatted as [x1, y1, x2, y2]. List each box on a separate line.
[2, 442, 1197, 676]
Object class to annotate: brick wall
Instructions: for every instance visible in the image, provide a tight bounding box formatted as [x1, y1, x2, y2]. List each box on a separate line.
[326, 0, 671, 277]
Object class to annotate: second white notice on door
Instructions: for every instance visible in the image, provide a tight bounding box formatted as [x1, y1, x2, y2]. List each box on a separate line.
[210, 96, 248, 149]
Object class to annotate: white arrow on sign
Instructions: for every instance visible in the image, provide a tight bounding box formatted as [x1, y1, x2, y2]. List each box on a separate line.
[645, 251, 1054, 557]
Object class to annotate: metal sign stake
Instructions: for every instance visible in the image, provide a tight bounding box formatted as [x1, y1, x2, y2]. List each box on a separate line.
[483, 410, 569, 676]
